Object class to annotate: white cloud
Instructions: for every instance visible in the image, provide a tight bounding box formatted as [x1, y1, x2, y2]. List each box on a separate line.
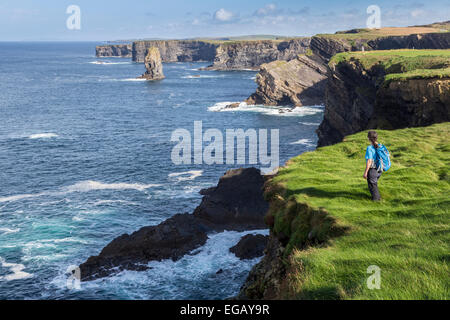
[256, 4, 277, 16]
[411, 9, 425, 17]
[214, 8, 234, 22]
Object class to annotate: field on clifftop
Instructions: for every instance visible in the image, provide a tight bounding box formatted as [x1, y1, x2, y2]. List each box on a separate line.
[267, 123, 449, 299]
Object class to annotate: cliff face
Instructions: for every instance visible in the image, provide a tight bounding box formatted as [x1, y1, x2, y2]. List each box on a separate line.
[207, 39, 311, 70]
[132, 40, 217, 63]
[138, 47, 165, 80]
[317, 52, 450, 146]
[245, 55, 328, 106]
[244, 32, 450, 107]
[96, 44, 132, 58]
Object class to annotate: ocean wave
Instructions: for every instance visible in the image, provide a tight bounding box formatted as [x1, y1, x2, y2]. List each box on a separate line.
[89, 61, 131, 65]
[208, 102, 324, 117]
[0, 180, 161, 203]
[119, 78, 147, 82]
[64, 180, 160, 193]
[290, 138, 315, 147]
[168, 170, 203, 182]
[0, 257, 33, 281]
[59, 229, 268, 299]
[0, 227, 20, 235]
[92, 199, 140, 206]
[182, 75, 225, 79]
[28, 133, 58, 139]
[299, 122, 321, 126]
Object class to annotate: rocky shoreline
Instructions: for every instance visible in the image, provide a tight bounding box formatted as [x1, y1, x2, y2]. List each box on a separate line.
[79, 168, 270, 281]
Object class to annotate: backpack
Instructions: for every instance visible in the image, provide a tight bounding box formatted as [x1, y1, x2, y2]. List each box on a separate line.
[376, 144, 391, 172]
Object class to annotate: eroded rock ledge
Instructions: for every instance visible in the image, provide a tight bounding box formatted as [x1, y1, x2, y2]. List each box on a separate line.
[79, 168, 269, 281]
[245, 55, 328, 106]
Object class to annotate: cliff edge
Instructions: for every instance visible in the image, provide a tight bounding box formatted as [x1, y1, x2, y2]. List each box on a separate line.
[317, 49, 450, 146]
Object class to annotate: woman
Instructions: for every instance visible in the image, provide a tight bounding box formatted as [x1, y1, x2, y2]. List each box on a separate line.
[363, 130, 382, 201]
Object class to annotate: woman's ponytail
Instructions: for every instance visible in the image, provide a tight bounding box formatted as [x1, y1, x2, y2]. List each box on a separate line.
[368, 130, 379, 149]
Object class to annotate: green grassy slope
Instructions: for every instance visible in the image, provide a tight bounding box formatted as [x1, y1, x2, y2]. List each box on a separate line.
[330, 49, 450, 82]
[267, 123, 449, 299]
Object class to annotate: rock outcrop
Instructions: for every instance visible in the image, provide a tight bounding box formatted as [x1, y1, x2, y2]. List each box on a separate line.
[138, 47, 165, 80]
[236, 235, 285, 299]
[205, 39, 311, 70]
[229, 234, 269, 260]
[194, 167, 269, 231]
[245, 54, 328, 106]
[79, 168, 269, 281]
[317, 53, 450, 147]
[244, 32, 450, 107]
[96, 44, 132, 58]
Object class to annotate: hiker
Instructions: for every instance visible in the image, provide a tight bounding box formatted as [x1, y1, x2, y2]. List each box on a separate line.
[363, 130, 383, 201]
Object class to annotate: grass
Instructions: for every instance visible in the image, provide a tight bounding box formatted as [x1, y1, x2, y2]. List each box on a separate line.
[317, 24, 448, 41]
[266, 123, 449, 299]
[329, 49, 450, 83]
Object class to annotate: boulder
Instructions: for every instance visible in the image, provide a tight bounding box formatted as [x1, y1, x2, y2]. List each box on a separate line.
[230, 234, 269, 260]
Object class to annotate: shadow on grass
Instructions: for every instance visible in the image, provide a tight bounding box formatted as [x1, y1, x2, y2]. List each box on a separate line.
[288, 187, 370, 200]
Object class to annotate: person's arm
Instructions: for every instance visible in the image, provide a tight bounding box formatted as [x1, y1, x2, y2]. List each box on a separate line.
[364, 159, 373, 179]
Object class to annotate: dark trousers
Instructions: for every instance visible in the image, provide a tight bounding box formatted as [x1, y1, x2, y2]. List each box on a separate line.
[367, 168, 382, 201]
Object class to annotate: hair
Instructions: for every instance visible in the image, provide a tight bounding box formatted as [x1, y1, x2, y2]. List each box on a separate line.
[368, 130, 379, 148]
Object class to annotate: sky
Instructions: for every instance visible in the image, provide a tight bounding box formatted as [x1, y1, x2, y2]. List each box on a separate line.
[0, 0, 449, 41]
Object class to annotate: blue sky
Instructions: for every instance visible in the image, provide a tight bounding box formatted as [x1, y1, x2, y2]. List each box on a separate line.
[0, 0, 449, 41]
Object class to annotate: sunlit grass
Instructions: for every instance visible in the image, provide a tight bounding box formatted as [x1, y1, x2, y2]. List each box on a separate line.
[268, 123, 449, 299]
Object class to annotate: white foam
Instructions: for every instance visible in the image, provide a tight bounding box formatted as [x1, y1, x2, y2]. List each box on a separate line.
[120, 78, 147, 82]
[299, 122, 321, 126]
[290, 138, 315, 147]
[92, 199, 140, 206]
[208, 102, 324, 117]
[28, 133, 58, 139]
[0, 257, 33, 281]
[0, 227, 20, 235]
[72, 229, 269, 299]
[182, 75, 225, 79]
[0, 180, 161, 203]
[64, 180, 160, 193]
[168, 170, 203, 182]
[89, 61, 130, 65]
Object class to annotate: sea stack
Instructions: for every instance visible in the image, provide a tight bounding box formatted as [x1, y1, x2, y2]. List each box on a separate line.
[138, 46, 165, 80]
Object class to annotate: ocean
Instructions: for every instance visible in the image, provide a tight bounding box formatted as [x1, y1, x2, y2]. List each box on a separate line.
[0, 42, 323, 299]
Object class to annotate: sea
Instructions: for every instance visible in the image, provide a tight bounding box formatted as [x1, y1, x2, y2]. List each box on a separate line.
[0, 42, 323, 299]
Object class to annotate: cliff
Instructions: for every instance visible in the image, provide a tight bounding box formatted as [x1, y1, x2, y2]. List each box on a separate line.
[137, 47, 165, 80]
[245, 31, 450, 107]
[205, 38, 310, 70]
[238, 123, 449, 299]
[317, 49, 450, 146]
[132, 40, 217, 63]
[245, 54, 328, 106]
[96, 44, 132, 58]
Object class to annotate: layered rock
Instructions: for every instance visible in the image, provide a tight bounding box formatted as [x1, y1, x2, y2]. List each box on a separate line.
[317, 53, 450, 147]
[245, 54, 328, 106]
[132, 40, 217, 63]
[205, 38, 311, 70]
[79, 168, 269, 281]
[138, 47, 165, 80]
[96, 44, 132, 58]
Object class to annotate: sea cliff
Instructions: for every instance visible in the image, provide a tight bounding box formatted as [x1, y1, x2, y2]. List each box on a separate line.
[317, 49, 450, 146]
[96, 44, 132, 58]
[238, 122, 449, 299]
[245, 30, 450, 107]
